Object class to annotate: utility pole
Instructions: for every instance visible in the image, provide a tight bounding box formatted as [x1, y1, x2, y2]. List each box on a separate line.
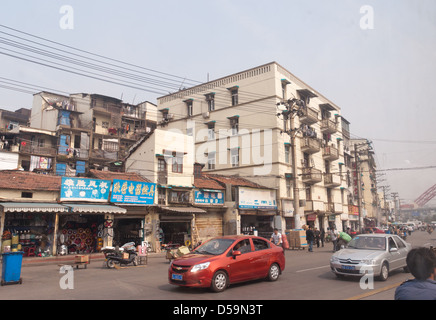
[277, 98, 305, 229]
[391, 192, 399, 223]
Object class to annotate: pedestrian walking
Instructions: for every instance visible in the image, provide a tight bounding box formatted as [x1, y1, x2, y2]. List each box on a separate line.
[306, 225, 315, 252]
[270, 228, 282, 247]
[330, 227, 339, 252]
[314, 227, 320, 248]
[320, 228, 325, 247]
[395, 247, 436, 300]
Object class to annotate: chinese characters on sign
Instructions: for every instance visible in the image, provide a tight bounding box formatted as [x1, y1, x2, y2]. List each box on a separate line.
[238, 187, 277, 209]
[60, 177, 111, 202]
[110, 179, 156, 204]
[194, 191, 224, 205]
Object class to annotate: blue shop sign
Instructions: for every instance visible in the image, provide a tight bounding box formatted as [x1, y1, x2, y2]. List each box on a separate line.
[60, 177, 111, 202]
[110, 179, 156, 205]
[194, 190, 224, 205]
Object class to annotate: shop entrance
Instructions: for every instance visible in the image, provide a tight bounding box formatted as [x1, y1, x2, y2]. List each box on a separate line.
[113, 218, 143, 247]
[58, 214, 103, 255]
[159, 220, 191, 248]
[240, 214, 274, 239]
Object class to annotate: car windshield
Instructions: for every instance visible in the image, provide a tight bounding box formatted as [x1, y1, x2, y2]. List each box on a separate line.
[347, 236, 386, 251]
[193, 238, 235, 255]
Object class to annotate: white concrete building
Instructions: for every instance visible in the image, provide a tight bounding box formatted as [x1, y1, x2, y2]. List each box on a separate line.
[155, 62, 349, 233]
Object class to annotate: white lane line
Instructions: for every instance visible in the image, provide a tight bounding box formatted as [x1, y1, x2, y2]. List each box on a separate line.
[296, 265, 330, 273]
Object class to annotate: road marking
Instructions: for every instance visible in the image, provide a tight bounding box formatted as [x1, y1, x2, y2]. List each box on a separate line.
[296, 265, 330, 273]
[346, 281, 404, 300]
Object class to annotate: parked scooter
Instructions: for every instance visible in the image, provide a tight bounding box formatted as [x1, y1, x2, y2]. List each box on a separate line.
[105, 242, 139, 268]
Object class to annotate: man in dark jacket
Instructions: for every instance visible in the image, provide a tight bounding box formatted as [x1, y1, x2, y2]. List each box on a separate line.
[306, 226, 315, 252]
[395, 247, 436, 300]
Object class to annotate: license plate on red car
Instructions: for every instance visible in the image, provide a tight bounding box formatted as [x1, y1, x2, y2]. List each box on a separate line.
[172, 273, 183, 281]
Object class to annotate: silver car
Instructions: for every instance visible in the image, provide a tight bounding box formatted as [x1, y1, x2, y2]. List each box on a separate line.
[330, 234, 412, 281]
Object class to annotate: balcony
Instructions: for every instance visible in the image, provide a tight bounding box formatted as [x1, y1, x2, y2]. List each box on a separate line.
[300, 137, 320, 154]
[90, 149, 119, 160]
[301, 167, 322, 184]
[325, 202, 343, 214]
[322, 145, 339, 161]
[304, 200, 324, 212]
[320, 119, 337, 134]
[324, 173, 341, 188]
[20, 143, 57, 157]
[299, 107, 318, 125]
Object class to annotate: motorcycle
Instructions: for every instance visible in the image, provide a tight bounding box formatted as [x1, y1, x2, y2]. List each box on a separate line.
[105, 242, 139, 268]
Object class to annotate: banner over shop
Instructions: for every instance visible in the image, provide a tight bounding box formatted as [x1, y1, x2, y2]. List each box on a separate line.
[110, 179, 156, 204]
[60, 177, 111, 202]
[238, 187, 277, 210]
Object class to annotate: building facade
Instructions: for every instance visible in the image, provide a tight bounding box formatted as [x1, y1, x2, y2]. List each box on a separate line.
[155, 62, 349, 233]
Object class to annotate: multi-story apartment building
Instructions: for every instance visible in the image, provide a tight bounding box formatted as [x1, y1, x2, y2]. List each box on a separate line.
[351, 138, 379, 229]
[29, 91, 157, 175]
[155, 62, 349, 232]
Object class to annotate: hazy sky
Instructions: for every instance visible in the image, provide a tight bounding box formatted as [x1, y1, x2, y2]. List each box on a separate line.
[1, 0, 435, 206]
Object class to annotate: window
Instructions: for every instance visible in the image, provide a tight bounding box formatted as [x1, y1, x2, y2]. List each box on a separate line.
[253, 238, 269, 251]
[388, 237, 397, 250]
[194, 163, 202, 178]
[185, 100, 193, 117]
[284, 144, 290, 163]
[172, 155, 183, 173]
[170, 190, 190, 203]
[229, 88, 239, 106]
[286, 177, 292, 198]
[230, 117, 239, 135]
[21, 192, 33, 198]
[158, 188, 166, 205]
[393, 236, 406, 248]
[205, 93, 215, 112]
[208, 151, 216, 170]
[207, 122, 215, 140]
[158, 158, 167, 172]
[231, 148, 239, 167]
[233, 239, 251, 254]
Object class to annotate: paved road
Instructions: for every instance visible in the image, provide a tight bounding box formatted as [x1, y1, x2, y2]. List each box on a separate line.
[0, 230, 434, 301]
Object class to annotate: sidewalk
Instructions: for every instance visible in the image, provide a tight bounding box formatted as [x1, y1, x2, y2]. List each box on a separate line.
[18, 251, 165, 267]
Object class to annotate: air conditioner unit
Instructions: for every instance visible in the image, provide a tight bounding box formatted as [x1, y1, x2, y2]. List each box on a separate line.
[202, 112, 210, 119]
[167, 113, 174, 120]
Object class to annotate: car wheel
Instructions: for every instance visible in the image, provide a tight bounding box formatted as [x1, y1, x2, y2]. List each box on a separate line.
[267, 263, 280, 281]
[403, 265, 410, 273]
[211, 271, 228, 293]
[377, 262, 389, 281]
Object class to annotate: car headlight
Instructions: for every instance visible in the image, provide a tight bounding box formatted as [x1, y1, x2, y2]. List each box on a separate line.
[190, 262, 210, 273]
[361, 259, 376, 265]
[330, 256, 339, 263]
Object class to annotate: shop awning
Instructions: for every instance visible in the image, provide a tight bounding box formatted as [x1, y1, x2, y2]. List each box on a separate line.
[63, 204, 127, 215]
[0, 202, 70, 213]
[158, 206, 207, 214]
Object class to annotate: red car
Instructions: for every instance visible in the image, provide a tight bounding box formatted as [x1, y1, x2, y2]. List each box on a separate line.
[364, 227, 385, 234]
[168, 235, 285, 292]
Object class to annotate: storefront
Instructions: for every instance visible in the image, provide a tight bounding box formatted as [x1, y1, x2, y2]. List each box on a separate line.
[193, 189, 225, 242]
[240, 210, 276, 239]
[58, 204, 126, 255]
[158, 206, 207, 248]
[238, 186, 277, 239]
[0, 202, 69, 257]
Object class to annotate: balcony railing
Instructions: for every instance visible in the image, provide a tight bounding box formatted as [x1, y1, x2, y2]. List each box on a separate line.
[324, 173, 341, 187]
[304, 200, 324, 212]
[300, 137, 320, 154]
[301, 167, 322, 184]
[19, 143, 57, 157]
[322, 145, 339, 160]
[157, 172, 167, 185]
[299, 107, 318, 125]
[320, 119, 337, 134]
